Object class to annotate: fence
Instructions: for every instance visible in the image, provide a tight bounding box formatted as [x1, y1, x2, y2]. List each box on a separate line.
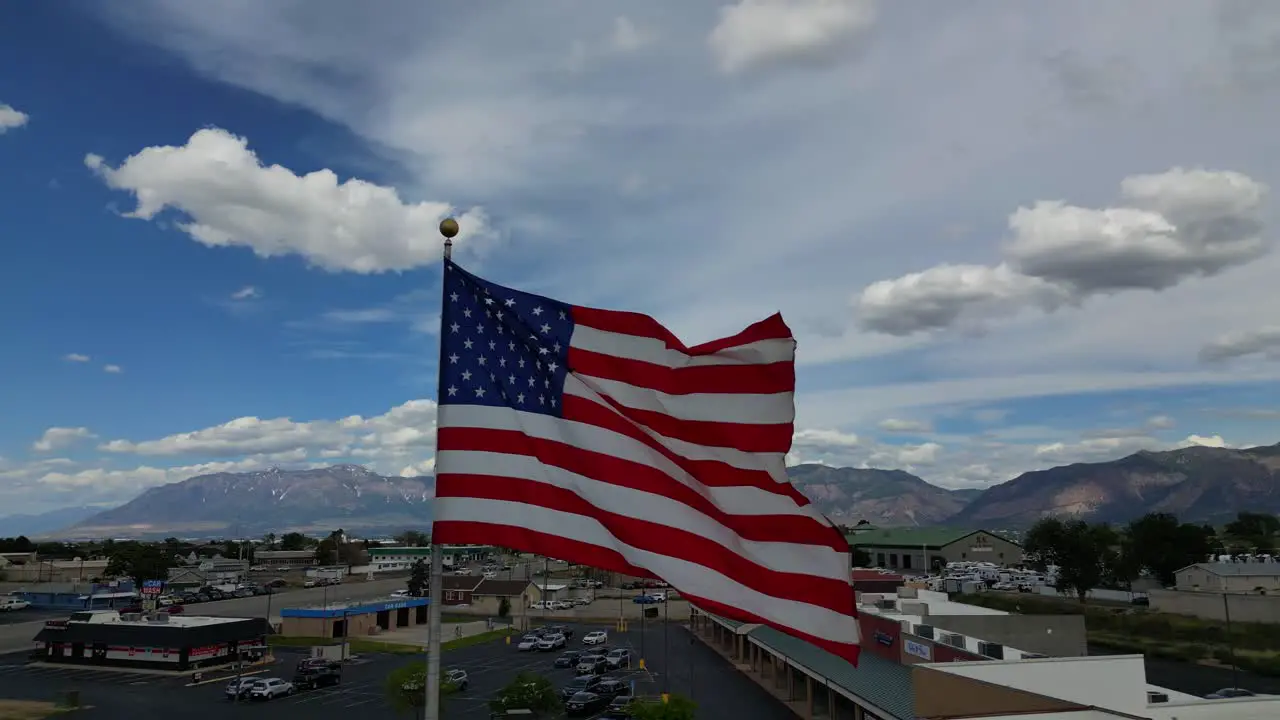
[1149, 589, 1280, 624]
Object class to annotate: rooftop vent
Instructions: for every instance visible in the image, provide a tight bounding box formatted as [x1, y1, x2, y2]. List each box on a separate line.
[1147, 692, 1169, 704]
[876, 598, 898, 611]
[914, 624, 935, 639]
[977, 641, 1004, 660]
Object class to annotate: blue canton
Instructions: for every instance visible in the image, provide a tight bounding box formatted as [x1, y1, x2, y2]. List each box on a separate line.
[437, 260, 573, 417]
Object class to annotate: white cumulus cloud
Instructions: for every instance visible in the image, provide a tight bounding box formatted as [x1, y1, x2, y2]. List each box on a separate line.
[32, 427, 97, 453]
[709, 0, 876, 74]
[85, 128, 488, 274]
[0, 103, 28, 133]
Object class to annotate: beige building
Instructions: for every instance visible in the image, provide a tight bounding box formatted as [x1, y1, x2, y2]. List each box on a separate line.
[1175, 562, 1280, 594]
[850, 529, 1023, 572]
[0, 556, 109, 583]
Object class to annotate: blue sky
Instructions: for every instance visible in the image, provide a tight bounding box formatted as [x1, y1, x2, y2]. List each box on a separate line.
[3, 0, 1280, 514]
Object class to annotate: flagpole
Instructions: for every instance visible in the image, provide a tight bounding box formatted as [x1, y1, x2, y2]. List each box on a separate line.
[425, 216, 459, 720]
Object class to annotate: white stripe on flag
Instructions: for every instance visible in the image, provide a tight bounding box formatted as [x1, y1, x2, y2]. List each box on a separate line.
[434, 496, 859, 645]
[568, 373, 794, 424]
[570, 325, 794, 368]
[437, 449, 849, 574]
[439, 404, 817, 519]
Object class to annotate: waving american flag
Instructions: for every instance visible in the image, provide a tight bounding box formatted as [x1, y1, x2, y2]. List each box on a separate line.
[431, 259, 860, 663]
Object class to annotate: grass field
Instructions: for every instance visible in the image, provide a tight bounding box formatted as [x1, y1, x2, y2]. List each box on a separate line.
[0, 700, 68, 720]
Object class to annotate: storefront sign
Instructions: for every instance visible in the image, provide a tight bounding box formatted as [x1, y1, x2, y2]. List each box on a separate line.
[141, 580, 166, 596]
[44, 620, 67, 630]
[874, 631, 895, 647]
[904, 639, 932, 661]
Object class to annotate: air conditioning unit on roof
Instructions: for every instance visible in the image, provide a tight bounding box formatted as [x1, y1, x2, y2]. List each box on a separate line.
[977, 641, 1004, 659]
[876, 598, 897, 610]
[940, 632, 966, 649]
[914, 624, 935, 639]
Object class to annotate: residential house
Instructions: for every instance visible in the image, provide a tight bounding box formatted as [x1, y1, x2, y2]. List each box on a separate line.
[469, 579, 538, 616]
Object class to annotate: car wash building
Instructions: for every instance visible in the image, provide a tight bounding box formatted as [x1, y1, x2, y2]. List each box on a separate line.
[279, 596, 430, 639]
[32, 610, 270, 671]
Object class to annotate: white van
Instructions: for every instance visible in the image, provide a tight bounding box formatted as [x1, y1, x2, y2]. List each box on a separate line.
[1, 598, 30, 611]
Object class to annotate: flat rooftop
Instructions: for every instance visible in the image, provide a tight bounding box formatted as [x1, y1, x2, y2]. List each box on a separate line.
[68, 613, 250, 628]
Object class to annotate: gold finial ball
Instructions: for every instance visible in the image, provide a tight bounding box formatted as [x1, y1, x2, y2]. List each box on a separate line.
[439, 217, 460, 239]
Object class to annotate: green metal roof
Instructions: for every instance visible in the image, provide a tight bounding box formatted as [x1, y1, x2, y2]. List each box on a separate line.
[747, 625, 915, 720]
[847, 527, 977, 549]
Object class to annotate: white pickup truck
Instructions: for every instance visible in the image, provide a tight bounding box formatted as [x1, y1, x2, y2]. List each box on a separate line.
[1, 598, 31, 611]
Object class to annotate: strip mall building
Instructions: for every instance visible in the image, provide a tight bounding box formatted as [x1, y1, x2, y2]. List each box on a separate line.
[32, 610, 269, 671]
[279, 596, 430, 638]
[693, 586, 1280, 720]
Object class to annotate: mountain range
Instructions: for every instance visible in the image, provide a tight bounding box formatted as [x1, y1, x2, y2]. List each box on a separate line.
[47, 443, 1280, 538]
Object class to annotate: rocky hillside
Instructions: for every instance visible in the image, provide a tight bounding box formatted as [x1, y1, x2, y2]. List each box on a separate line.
[62, 465, 434, 538]
[951, 444, 1280, 527]
[786, 464, 971, 526]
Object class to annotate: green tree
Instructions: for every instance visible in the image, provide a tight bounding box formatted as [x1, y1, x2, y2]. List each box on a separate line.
[0, 536, 34, 553]
[261, 533, 277, 549]
[628, 694, 698, 719]
[383, 661, 457, 717]
[279, 532, 309, 551]
[1225, 512, 1280, 554]
[395, 530, 430, 547]
[408, 560, 429, 597]
[1024, 518, 1115, 602]
[498, 596, 511, 619]
[489, 672, 561, 715]
[317, 538, 338, 566]
[1125, 513, 1215, 587]
[105, 542, 174, 587]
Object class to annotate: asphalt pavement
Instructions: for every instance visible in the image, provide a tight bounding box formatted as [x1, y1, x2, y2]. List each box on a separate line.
[0, 621, 792, 719]
[1089, 644, 1280, 697]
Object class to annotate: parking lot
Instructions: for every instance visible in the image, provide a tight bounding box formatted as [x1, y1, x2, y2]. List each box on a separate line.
[0, 621, 792, 719]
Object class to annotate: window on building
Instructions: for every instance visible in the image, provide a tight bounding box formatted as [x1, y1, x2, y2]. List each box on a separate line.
[902, 554, 912, 570]
[876, 553, 885, 567]
[889, 554, 899, 569]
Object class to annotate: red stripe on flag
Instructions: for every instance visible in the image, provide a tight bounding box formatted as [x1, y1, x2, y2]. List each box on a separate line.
[436, 473, 851, 613]
[566, 347, 794, 396]
[430, 519, 859, 664]
[678, 591, 861, 666]
[572, 308, 794, 356]
[581, 392, 794, 454]
[560, 395, 819, 511]
[436, 427, 843, 550]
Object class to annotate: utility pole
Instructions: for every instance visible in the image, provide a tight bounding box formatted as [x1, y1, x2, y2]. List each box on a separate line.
[1223, 593, 1240, 690]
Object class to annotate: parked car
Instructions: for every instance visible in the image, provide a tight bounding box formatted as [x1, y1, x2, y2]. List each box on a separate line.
[293, 663, 341, 691]
[303, 580, 317, 588]
[555, 650, 584, 668]
[162, 604, 185, 615]
[548, 625, 574, 640]
[632, 595, 657, 604]
[444, 669, 469, 691]
[605, 681, 634, 709]
[248, 678, 294, 700]
[537, 634, 566, 651]
[647, 592, 666, 603]
[1205, 688, 1256, 699]
[391, 590, 410, 598]
[224, 677, 259, 701]
[604, 648, 632, 669]
[559, 675, 603, 701]
[517, 635, 541, 651]
[582, 631, 607, 645]
[594, 678, 630, 700]
[575, 656, 609, 675]
[0, 598, 30, 611]
[566, 691, 611, 716]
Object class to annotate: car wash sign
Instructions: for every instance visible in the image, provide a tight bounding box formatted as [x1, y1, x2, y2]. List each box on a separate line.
[141, 580, 166, 596]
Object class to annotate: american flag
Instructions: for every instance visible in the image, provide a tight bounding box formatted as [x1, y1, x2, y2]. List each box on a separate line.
[432, 259, 860, 663]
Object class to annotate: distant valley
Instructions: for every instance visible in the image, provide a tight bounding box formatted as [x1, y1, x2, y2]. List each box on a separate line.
[36, 442, 1280, 539]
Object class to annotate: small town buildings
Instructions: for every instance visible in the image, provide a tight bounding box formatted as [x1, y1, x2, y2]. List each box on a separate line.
[254, 549, 317, 567]
[469, 579, 537, 616]
[368, 546, 433, 573]
[1175, 561, 1280, 594]
[851, 569, 906, 594]
[367, 544, 497, 573]
[0, 556, 110, 583]
[166, 557, 249, 590]
[849, 529, 1023, 572]
[32, 610, 269, 670]
[13, 581, 139, 610]
[279, 597, 430, 639]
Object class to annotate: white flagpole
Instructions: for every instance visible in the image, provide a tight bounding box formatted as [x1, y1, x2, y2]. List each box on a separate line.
[425, 216, 459, 720]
